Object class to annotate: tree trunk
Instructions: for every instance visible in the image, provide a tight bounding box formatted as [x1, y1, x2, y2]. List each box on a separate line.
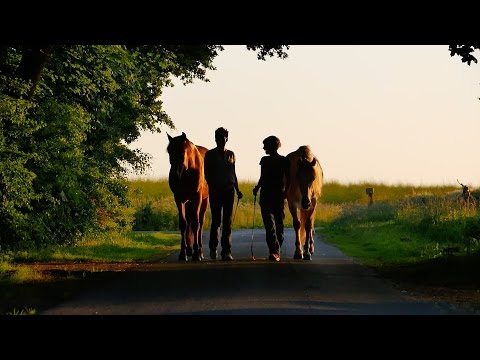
[15, 45, 52, 100]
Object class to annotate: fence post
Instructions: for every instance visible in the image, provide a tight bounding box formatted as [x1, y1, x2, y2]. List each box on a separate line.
[366, 187, 374, 206]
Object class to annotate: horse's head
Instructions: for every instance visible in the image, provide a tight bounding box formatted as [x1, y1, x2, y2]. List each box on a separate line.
[297, 157, 318, 209]
[167, 132, 188, 192]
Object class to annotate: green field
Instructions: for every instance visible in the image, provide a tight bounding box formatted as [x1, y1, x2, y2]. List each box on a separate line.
[2, 179, 479, 309]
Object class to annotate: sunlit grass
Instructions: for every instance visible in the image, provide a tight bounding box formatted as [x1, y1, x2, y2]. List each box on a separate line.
[10, 266, 45, 282]
[10, 231, 180, 263]
[323, 222, 449, 266]
[323, 194, 480, 266]
[0, 260, 15, 272]
[322, 180, 457, 204]
[6, 307, 37, 315]
[1, 179, 473, 281]
[127, 179, 460, 231]
[0, 260, 49, 284]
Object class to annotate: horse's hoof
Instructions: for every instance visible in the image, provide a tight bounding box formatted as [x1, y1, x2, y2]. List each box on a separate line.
[293, 252, 303, 260]
[192, 253, 203, 261]
[186, 247, 193, 257]
[303, 253, 312, 261]
[178, 253, 188, 261]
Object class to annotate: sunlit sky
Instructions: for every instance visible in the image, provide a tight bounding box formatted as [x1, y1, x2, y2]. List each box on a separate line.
[128, 45, 480, 187]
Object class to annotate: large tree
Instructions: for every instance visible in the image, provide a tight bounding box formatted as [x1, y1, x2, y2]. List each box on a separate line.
[0, 45, 289, 249]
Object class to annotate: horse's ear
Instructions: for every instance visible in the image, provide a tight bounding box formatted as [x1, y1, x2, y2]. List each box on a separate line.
[167, 133, 173, 142]
[181, 132, 187, 141]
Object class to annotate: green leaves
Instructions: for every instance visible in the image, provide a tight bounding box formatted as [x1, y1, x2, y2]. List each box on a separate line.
[0, 44, 290, 250]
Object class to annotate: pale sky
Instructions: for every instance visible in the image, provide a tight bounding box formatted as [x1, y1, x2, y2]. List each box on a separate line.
[128, 45, 480, 187]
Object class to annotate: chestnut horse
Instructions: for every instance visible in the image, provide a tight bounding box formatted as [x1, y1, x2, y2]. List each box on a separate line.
[286, 146, 323, 260]
[167, 132, 209, 261]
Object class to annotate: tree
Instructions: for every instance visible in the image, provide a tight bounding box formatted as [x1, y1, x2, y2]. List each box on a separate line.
[448, 45, 480, 65]
[0, 45, 289, 249]
[449, 45, 480, 100]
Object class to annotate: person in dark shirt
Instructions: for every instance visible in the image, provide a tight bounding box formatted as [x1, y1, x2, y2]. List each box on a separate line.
[252, 136, 290, 261]
[204, 127, 243, 261]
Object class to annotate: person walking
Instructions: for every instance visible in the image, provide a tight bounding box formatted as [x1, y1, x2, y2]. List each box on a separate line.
[253, 136, 290, 261]
[204, 127, 243, 261]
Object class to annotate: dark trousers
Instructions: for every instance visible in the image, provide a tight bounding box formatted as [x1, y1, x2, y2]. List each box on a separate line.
[260, 197, 285, 255]
[209, 188, 235, 255]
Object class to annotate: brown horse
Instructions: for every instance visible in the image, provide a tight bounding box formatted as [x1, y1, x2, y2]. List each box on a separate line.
[167, 132, 209, 261]
[286, 146, 323, 260]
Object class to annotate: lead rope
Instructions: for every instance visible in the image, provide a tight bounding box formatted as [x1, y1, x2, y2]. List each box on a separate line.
[251, 194, 256, 260]
[231, 195, 240, 229]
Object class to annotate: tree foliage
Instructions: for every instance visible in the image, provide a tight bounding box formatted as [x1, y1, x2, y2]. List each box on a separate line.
[0, 45, 289, 250]
[449, 45, 479, 65]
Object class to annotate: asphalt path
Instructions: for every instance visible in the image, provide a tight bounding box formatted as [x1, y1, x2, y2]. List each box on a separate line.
[40, 228, 468, 315]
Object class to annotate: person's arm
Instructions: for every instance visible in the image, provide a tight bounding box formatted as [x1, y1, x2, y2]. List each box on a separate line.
[253, 158, 264, 196]
[232, 151, 243, 199]
[204, 152, 210, 183]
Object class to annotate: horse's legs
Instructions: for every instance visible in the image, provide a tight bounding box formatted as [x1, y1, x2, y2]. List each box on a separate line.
[302, 204, 317, 260]
[289, 205, 302, 259]
[190, 217, 201, 261]
[308, 226, 314, 255]
[176, 202, 188, 261]
[303, 213, 313, 261]
[191, 195, 203, 261]
[196, 196, 209, 260]
[185, 202, 195, 257]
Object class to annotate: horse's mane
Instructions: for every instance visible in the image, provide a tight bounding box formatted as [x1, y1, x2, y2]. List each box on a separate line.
[287, 145, 323, 198]
[182, 139, 205, 171]
[167, 133, 208, 198]
[288, 145, 315, 162]
[287, 146, 316, 176]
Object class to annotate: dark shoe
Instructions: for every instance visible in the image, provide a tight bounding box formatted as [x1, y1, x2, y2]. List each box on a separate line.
[221, 253, 234, 261]
[210, 249, 217, 260]
[269, 253, 280, 262]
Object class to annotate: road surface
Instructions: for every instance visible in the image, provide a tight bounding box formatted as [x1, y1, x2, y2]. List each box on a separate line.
[40, 228, 467, 315]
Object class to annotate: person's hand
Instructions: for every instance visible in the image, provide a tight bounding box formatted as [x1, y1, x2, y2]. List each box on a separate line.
[253, 186, 259, 197]
[237, 191, 243, 200]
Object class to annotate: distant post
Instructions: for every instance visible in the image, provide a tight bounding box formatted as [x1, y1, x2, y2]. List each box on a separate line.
[366, 187, 374, 206]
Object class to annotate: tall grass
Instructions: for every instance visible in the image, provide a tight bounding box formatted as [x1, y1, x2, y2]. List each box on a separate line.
[126, 178, 480, 266]
[1, 178, 476, 279]
[324, 194, 480, 265]
[322, 180, 457, 204]
[127, 179, 460, 231]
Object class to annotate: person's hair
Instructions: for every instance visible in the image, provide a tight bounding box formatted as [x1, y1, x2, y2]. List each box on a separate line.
[263, 135, 281, 150]
[215, 127, 229, 139]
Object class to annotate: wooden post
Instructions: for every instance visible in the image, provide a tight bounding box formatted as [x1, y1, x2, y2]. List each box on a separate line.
[366, 187, 374, 206]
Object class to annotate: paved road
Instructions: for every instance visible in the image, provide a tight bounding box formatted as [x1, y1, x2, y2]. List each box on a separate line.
[40, 228, 467, 315]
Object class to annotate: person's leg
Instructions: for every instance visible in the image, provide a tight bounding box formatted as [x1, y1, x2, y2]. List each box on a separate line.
[209, 193, 221, 258]
[261, 204, 279, 255]
[273, 201, 286, 250]
[220, 188, 235, 257]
